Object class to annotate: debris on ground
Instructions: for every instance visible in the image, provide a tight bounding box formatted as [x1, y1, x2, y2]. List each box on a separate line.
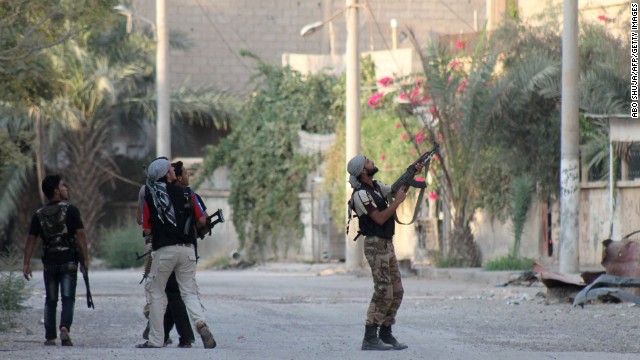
[573, 274, 640, 307]
[601, 238, 640, 296]
[534, 233, 640, 307]
[496, 270, 539, 287]
[531, 263, 587, 304]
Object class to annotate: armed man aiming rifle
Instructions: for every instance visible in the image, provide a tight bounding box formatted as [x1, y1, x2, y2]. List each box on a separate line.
[346, 145, 436, 351]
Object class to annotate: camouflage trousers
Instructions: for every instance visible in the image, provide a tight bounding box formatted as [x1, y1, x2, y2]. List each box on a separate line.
[364, 236, 403, 327]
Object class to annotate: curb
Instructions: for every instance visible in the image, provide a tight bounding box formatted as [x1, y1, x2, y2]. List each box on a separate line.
[415, 267, 521, 286]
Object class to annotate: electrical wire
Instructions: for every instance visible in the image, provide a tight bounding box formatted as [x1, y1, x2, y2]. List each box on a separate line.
[363, 1, 409, 79]
[194, 0, 251, 72]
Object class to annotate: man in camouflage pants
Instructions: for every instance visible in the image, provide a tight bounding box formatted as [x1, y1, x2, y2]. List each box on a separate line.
[347, 155, 424, 351]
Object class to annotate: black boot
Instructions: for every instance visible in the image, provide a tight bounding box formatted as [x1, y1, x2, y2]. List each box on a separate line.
[379, 325, 408, 350]
[361, 325, 393, 351]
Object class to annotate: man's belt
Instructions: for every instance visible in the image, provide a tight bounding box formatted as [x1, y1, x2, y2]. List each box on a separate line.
[45, 246, 71, 253]
[174, 243, 193, 248]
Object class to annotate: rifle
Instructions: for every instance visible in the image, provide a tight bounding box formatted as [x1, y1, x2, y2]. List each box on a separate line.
[137, 239, 153, 284]
[78, 258, 94, 309]
[389, 144, 439, 225]
[391, 144, 439, 195]
[197, 209, 224, 240]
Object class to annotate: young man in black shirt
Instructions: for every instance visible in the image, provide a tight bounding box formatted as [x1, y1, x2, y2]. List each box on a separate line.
[23, 175, 89, 347]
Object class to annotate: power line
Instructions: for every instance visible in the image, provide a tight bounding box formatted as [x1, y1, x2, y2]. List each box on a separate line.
[194, 0, 251, 72]
[364, 1, 408, 79]
[438, 0, 476, 33]
[203, 0, 252, 50]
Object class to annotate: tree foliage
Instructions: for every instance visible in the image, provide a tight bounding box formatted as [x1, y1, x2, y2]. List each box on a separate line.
[0, 6, 237, 252]
[0, 0, 116, 103]
[199, 53, 339, 260]
[324, 56, 425, 232]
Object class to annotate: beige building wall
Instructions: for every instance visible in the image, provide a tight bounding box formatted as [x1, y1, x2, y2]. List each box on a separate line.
[519, 0, 630, 38]
[133, 0, 487, 95]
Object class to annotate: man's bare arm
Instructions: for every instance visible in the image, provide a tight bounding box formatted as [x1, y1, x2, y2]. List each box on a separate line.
[75, 229, 89, 268]
[23, 234, 37, 280]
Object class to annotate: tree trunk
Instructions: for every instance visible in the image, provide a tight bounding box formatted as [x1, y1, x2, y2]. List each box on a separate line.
[448, 218, 481, 267]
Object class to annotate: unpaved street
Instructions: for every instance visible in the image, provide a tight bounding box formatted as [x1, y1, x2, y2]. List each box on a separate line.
[1, 263, 639, 360]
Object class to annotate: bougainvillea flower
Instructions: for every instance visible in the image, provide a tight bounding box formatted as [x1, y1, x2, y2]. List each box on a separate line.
[395, 122, 401, 129]
[378, 76, 394, 87]
[399, 92, 408, 100]
[456, 78, 468, 93]
[428, 191, 438, 200]
[597, 15, 607, 21]
[380, 153, 386, 161]
[433, 154, 440, 162]
[456, 39, 467, 49]
[449, 59, 460, 70]
[415, 133, 424, 144]
[410, 89, 421, 104]
[401, 133, 407, 140]
[368, 93, 384, 108]
[415, 177, 425, 182]
[421, 95, 429, 104]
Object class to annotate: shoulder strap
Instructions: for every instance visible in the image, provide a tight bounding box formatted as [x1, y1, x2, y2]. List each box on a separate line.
[388, 168, 428, 225]
[345, 189, 363, 241]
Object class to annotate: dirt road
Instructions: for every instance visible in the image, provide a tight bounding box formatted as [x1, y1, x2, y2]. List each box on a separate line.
[1, 263, 639, 359]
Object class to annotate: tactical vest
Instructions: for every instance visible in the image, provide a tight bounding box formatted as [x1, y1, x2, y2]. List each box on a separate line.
[36, 202, 75, 254]
[351, 181, 395, 240]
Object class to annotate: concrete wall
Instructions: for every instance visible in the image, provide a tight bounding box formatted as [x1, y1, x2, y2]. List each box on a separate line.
[133, 0, 487, 95]
[472, 202, 546, 264]
[472, 183, 640, 268]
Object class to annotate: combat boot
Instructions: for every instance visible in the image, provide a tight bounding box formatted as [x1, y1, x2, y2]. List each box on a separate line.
[361, 325, 393, 351]
[379, 325, 408, 350]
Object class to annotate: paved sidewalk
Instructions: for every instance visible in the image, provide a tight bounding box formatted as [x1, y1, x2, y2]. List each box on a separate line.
[249, 261, 527, 286]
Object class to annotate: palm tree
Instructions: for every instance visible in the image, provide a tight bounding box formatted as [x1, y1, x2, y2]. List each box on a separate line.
[406, 30, 500, 266]
[0, 18, 238, 252]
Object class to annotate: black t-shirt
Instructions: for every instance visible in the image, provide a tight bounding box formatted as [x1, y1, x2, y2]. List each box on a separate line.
[29, 201, 84, 265]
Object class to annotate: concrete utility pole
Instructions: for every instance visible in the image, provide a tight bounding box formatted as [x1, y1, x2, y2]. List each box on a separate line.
[559, 0, 580, 273]
[156, 0, 171, 158]
[345, 0, 363, 270]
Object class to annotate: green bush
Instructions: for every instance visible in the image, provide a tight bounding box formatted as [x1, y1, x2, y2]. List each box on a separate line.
[483, 255, 535, 271]
[433, 254, 467, 268]
[0, 246, 32, 331]
[0, 272, 30, 311]
[98, 222, 146, 269]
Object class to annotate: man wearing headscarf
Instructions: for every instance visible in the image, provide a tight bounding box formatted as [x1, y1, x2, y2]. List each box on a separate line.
[136, 158, 216, 349]
[346, 155, 423, 351]
[137, 158, 196, 348]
